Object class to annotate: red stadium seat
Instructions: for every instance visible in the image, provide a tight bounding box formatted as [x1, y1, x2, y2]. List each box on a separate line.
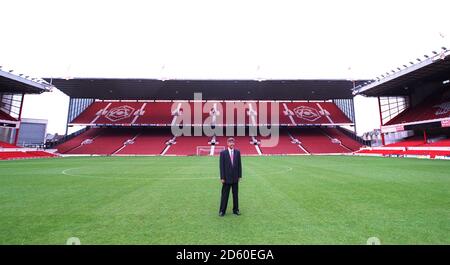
[385, 90, 450, 126]
[258, 129, 307, 155]
[290, 128, 349, 154]
[0, 141, 19, 148]
[70, 100, 353, 126]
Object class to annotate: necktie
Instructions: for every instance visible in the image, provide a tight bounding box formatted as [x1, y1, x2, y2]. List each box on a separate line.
[230, 150, 234, 166]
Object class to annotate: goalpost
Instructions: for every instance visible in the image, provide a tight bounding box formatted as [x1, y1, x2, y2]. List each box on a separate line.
[196, 146, 212, 156]
[196, 145, 226, 156]
[212, 145, 226, 156]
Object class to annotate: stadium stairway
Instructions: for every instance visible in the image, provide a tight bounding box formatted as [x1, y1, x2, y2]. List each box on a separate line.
[290, 128, 350, 154]
[320, 127, 362, 151]
[56, 128, 104, 154]
[65, 128, 137, 155]
[258, 129, 308, 155]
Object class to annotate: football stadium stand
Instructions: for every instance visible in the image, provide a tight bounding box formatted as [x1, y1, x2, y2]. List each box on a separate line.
[65, 128, 137, 155]
[56, 126, 362, 156]
[280, 102, 352, 125]
[258, 129, 307, 155]
[0, 140, 19, 148]
[0, 151, 56, 160]
[0, 110, 18, 123]
[353, 47, 450, 159]
[321, 127, 363, 151]
[384, 88, 450, 127]
[50, 78, 366, 157]
[116, 128, 172, 155]
[44, 78, 371, 157]
[69, 100, 354, 126]
[0, 66, 55, 160]
[165, 135, 212, 156]
[290, 128, 349, 154]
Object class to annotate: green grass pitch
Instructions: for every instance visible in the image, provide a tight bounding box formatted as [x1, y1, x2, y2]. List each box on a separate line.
[0, 155, 449, 244]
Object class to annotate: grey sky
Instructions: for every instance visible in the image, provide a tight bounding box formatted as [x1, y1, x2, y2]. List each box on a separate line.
[1, 0, 449, 135]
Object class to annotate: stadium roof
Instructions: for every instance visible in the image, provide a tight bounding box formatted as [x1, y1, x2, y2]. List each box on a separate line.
[0, 67, 53, 94]
[353, 48, 450, 97]
[49, 78, 364, 100]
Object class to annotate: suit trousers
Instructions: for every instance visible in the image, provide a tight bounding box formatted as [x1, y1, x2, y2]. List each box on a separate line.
[219, 182, 239, 213]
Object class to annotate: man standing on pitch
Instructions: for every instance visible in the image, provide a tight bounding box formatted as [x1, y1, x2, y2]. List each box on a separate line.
[219, 137, 242, 217]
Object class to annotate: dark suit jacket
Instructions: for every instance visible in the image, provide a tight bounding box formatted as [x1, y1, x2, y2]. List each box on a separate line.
[219, 149, 242, 184]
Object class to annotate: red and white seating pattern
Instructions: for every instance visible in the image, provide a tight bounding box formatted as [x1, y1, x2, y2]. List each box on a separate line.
[321, 127, 362, 151]
[116, 128, 172, 155]
[289, 128, 350, 154]
[55, 128, 104, 154]
[258, 129, 306, 155]
[69, 100, 353, 126]
[383, 90, 450, 128]
[280, 102, 352, 125]
[57, 127, 362, 156]
[66, 128, 137, 155]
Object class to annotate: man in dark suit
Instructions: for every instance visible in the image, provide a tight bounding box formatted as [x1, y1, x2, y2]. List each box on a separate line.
[219, 137, 242, 217]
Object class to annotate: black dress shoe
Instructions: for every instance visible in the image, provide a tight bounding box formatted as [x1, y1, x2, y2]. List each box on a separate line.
[219, 212, 225, 217]
[233, 211, 241, 216]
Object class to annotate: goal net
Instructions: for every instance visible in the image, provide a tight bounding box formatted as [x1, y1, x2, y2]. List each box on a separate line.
[196, 146, 226, 156]
[196, 146, 212, 156]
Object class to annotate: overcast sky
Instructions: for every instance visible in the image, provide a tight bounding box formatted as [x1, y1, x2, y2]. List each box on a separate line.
[1, 0, 449, 135]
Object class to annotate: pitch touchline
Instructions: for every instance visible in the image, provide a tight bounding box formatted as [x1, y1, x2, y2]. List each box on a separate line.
[61, 168, 216, 181]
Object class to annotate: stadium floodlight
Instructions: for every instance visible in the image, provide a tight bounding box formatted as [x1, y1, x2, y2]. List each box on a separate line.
[397, 67, 401, 71]
[403, 65, 408, 68]
[416, 58, 421, 62]
[432, 51, 438, 55]
[391, 70, 395, 73]
[409, 62, 414, 65]
[442, 47, 447, 50]
[381, 75, 385, 78]
[424, 55, 429, 58]
[9, 70, 13, 73]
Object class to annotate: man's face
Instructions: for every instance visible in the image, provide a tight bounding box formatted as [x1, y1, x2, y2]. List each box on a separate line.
[227, 141, 235, 149]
